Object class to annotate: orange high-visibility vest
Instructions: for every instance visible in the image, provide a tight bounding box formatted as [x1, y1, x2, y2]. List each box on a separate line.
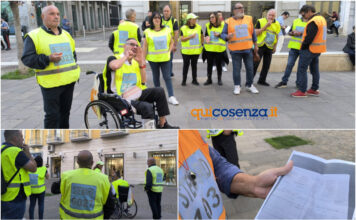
[226, 16, 254, 51]
[302, 15, 327, 53]
[178, 130, 226, 220]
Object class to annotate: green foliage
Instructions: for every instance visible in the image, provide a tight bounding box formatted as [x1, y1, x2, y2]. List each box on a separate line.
[1, 69, 35, 80]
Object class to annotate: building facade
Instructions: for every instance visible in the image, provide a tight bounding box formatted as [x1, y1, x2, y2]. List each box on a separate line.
[18, 129, 177, 185]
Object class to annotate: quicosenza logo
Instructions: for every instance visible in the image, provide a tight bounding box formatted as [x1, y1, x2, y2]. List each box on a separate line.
[191, 107, 278, 120]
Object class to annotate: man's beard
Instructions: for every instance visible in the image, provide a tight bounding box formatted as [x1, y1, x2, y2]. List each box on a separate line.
[236, 12, 244, 18]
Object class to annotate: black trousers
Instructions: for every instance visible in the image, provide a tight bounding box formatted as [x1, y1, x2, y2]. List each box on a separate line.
[206, 51, 223, 80]
[146, 190, 162, 219]
[131, 87, 170, 119]
[40, 82, 75, 128]
[211, 133, 240, 168]
[2, 31, 10, 49]
[253, 45, 273, 83]
[182, 54, 199, 83]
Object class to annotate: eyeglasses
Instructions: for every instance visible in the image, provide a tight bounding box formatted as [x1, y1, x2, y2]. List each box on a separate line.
[126, 42, 139, 47]
[234, 7, 244, 10]
[153, 16, 161, 19]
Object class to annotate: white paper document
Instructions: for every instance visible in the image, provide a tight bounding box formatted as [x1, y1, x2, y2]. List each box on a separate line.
[256, 151, 355, 219]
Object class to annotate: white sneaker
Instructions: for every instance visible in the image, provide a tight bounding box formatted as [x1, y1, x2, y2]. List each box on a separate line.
[233, 85, 241, 95]
[246, 84, 259, 94]
[222, 66, 228, 72]
[168, 96, 179, 105]
[212, 66, 216, 71]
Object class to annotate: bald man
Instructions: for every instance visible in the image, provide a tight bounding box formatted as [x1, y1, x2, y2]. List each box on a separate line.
[253, 9, 280, 86]
[59, 150, 115, 219]
[22, 5, 80, 129]
[145, 158, 164, 219]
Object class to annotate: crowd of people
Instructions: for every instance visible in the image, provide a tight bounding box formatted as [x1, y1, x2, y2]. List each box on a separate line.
[17, 2, 356, 128]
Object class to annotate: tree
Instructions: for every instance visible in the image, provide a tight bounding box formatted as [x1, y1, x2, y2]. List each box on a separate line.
[10, 1, 29, 74]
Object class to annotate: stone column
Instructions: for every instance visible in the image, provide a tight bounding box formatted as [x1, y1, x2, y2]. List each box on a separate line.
[77, 1, 83, 34]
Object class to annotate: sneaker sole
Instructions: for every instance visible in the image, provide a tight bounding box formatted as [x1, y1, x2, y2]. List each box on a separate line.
[275, 85, 287, 88]
[291, 95, 307, 97]
[307, 93, 319, 96]
[233, 92, 240, 95]
[247, 89, 259, 94]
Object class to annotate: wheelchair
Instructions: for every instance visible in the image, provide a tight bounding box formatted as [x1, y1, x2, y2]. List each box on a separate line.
[84, 71, 158, 129]
[111, 185, 138, 219]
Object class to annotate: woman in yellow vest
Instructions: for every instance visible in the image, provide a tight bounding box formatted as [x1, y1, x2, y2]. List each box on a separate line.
[180, 13, 204, 86]
[143, 12, 179, 106]
[203, 12, 226, 86]
[29, 156, 49, 219]
[93, 161, 104, 173]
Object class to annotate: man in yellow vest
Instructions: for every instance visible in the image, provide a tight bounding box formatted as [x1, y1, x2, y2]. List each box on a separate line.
[206, 130, 243, 168]
[145, 158, 164, 219]
[291, 5, 327, 97]
[275, 16, 308, 88]
[105, 38, 179, 128]
[109, 9, 141, 55]
[162, 5, 179, 77]
[179, 130, 293, 219]
[93, 161, 104, 173]
[1, 130, 37, 219]
[221, 2, 259, 95]
[21, 5, 80, 129]
[29, 156, 49, 219]
[253, 9, 281, 86]
[59, 150, 116, 219]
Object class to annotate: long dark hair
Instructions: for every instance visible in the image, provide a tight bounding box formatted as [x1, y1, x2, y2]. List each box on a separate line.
[149, 11, 164, 30]
[209, 12, 221, 29]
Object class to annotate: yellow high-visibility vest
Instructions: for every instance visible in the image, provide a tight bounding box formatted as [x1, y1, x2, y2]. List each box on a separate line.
[115, 21, 141, 55]
[145, 165, 164, 193]
[112, 179, 129, 198]
[256, 18, 281, 49]
[29, 166, 47, 194]
[1, 145, 32, 201]
[59, 168, 111, 219]
[204, 22, 226, 52]
[180, 24, 203, 55]
[161, 17, 177, 38]
[144, 27, 171, 62]
[27, 28, 80, 88]
[206, 129, 243, 138]
[288, 18, 307, 50]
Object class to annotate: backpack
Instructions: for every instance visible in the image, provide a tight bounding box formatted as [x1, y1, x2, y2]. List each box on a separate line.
[1, 146, 20, 195]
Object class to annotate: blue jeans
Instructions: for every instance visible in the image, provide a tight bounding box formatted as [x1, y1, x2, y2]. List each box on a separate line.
[296, 49, 321, 92]
[282, 49, 300, 84]
[29, 192, 45, 219]
[148, 61, 174, 97]
[231, 51, 254, 87]
[1, 199, 26, 219]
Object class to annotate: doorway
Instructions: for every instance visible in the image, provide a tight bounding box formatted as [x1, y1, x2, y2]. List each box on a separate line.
[105, 153, 124, 181]
[51, 157, 61, 178]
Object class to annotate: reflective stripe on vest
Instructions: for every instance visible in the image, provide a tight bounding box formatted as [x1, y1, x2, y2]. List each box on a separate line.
[60, 203, 104, 218]
[288, 18, 307, 50]
[145, 165, 164, 193]
[302, 15, 327, 53]
[27, 28, 80, 88]
[204, 22, 226, 52]
[116, 21, 141, 55]
[1, 145, 32, 201]
[180, 24, 203, 55]
[144, 28, 171, 62]
[36, 64, 78, 75]
[227, 15, 254, 51]
[31, 184, 45, 188]
[256, 18, 281, 49]
[179, 130, 226, 219]
[114, 58, 147, 96]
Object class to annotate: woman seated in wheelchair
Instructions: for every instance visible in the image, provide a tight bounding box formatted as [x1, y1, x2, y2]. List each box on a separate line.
[111, 171, 129, 201]
[103, 38, 179, 129]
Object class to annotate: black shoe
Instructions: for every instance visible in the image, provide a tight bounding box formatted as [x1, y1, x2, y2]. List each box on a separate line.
[257, 81, 270, 86]
[218, 80, 223, 86]
[158, 121, 180, 129]
[5, 48, 10, 51]
[204, 79, 212, 85]
[181, 81, 186, 86]
[171, 72, 174, 77]
[192, 80, 199, 86]
[275, 81, 287, 88]
[1, 48, 4, 50]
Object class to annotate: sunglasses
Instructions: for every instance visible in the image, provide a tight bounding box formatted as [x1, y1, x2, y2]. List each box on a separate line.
[234, 7, 244, 10]
[153, 16, 161, 19]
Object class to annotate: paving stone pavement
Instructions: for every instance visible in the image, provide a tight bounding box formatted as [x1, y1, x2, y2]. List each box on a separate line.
[1, 67, 354, 129]
[201, 130, 355, 219]
[24, 184, 177, 219]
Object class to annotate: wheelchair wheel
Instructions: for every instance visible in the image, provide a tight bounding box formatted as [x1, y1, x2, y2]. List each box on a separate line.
[122, 200, 137, 219]
[84, 100, 122, 129]
[111, 200, 122, 219]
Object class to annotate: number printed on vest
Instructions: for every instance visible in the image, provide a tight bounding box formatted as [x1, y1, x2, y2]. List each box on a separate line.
[49, 42, 74, 66]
